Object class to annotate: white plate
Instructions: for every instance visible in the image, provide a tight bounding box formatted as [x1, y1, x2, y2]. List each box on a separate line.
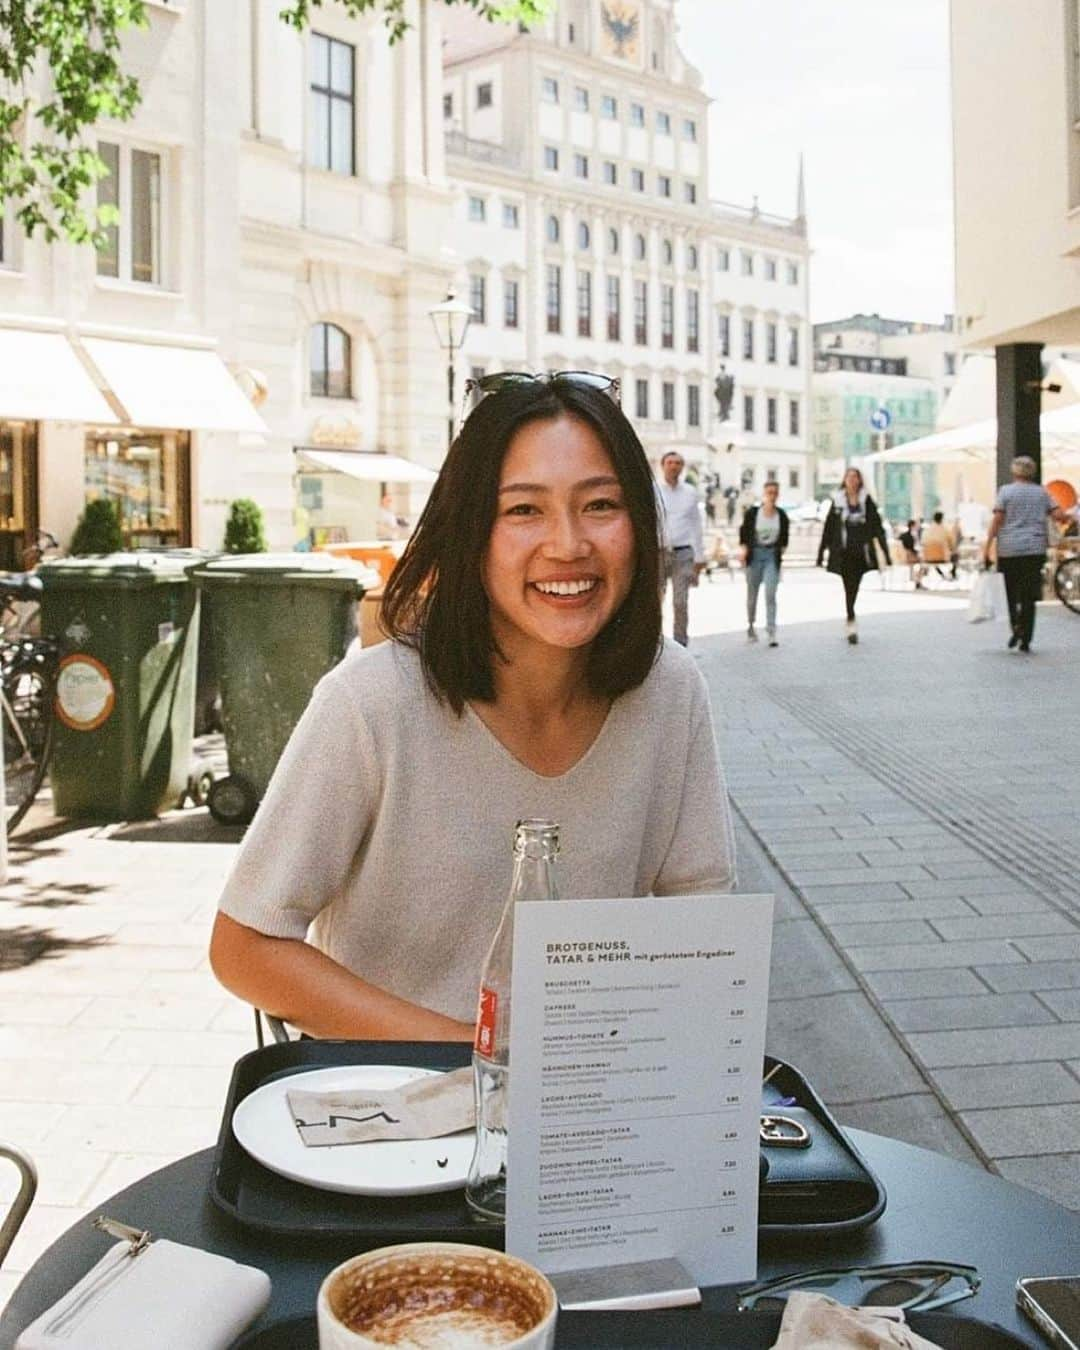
[231, 1065, 475, 1196]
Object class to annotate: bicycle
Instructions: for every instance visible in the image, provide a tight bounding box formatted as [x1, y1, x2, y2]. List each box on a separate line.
[2, 572, 59, 836]
[1052, 544, 1080, 614]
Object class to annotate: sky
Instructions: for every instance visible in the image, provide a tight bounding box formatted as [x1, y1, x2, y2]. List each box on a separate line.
[676, 0, 954, 326]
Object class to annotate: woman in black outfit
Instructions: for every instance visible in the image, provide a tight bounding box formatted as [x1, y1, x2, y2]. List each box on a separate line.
[816, 467, 890, 645]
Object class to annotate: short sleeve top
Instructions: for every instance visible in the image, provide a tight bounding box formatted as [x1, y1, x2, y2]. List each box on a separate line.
[994, 482, 1053, 557]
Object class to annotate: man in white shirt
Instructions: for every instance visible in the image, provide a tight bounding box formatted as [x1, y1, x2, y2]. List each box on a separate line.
[656, 451, 705, 646]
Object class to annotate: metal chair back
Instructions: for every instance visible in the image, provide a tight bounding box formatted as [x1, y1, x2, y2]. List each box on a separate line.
[0, 1144, 37, 1268]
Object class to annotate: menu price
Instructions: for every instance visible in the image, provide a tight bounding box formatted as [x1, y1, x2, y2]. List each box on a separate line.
[505, 894, 773, 1288]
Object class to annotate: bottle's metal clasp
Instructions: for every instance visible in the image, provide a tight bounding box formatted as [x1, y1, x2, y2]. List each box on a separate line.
[760, 1114, 812, 1148]
[93, 1215, 152, 1256]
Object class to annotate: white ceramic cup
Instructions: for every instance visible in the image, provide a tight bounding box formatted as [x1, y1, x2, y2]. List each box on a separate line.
[317, 1242, 558, 1349]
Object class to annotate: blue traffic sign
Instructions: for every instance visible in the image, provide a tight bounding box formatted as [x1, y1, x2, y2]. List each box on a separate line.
[870, 406, 892, 432]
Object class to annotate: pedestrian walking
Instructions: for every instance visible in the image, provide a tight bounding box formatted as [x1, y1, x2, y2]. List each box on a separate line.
[656, 450, 705, 647]
[982, 455, 1066, 652]
[899, 518, 922, 588]
[209, 374, 735, 1039]
[816, 467, 890, 645]
[739, 480, 789, 646]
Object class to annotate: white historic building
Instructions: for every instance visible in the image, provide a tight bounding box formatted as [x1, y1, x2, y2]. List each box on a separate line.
[442, 0, 813, 498]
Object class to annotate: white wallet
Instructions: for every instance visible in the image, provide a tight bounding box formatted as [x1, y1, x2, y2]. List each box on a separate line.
[15, 1218, 272, 1350]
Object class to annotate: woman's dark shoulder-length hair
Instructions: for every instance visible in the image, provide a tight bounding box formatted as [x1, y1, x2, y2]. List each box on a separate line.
[381, 380, 662, 712]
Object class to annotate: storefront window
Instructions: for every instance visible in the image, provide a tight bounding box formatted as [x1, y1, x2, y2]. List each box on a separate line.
[0, 422, 35, 571]
[84, 429, 189, 546]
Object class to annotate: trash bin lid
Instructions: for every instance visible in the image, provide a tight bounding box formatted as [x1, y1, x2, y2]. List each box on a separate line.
[187, 552, 381, 592]
[37, 553, 196, 588]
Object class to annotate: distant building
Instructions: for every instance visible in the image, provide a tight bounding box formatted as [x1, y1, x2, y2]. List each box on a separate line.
[443, 0, 814, 500]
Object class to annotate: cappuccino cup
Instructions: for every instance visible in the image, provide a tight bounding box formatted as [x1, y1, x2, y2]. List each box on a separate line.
[317, 1242, 557, 1349]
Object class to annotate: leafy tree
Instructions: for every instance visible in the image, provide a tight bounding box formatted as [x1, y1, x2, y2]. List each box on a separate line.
[224, 498, 268, 555]
[0, 0, 552, 245]
[69, 498, 125, 555]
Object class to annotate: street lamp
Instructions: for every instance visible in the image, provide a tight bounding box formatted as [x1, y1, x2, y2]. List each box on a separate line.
[428, 286, 473, 450]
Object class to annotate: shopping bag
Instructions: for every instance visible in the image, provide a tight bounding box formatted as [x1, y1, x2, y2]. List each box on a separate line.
[967, 568, 1004, 623]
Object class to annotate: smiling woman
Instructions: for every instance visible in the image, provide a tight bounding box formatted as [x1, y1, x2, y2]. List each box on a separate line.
[209, 377, 736, 1041]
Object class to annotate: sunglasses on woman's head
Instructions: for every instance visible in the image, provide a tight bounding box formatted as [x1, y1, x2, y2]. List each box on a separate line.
[462, 370, 621, 418]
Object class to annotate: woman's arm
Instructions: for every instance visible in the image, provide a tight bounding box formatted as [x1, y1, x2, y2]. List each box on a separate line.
[210, 913, 473, 1041]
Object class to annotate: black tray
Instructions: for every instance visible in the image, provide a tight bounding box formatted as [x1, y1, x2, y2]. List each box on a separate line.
[211, 1042, 884, 1242]
[233, 1310, 1031, 1349]
[759, 1054, 886, 1235]
[211, 1039, 490, 1245]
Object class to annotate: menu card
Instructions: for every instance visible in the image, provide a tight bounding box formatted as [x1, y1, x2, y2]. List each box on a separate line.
[505, 894, 773, 1290]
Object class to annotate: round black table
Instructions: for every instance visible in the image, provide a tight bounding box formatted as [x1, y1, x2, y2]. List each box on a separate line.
[0, 1130, 1070, 1348]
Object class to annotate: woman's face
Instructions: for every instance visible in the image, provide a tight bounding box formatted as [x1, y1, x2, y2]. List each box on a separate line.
[483, 414, 636, 661]
[844, 469, 862, 495]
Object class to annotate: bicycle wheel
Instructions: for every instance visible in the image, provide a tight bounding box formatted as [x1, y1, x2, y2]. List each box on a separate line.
[1054, 556, 1080, 614]
[3, 654, 56, 835]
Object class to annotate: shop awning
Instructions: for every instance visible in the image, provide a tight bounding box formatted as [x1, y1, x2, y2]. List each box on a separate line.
[297, 448, 438, 483]
[0, 328, 118, 423]
[81, 338, 267, 433]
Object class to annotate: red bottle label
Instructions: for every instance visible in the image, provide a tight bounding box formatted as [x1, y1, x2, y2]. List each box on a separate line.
[475, 986, 497, 1055]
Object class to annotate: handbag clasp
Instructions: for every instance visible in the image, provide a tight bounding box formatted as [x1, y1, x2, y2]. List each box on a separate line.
[760, 1114, 812, 1148]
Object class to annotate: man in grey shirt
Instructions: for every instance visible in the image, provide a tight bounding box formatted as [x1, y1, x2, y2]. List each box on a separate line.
[983, 455, 1065, 651]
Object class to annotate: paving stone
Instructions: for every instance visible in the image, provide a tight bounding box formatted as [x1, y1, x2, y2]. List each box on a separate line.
[765, 992, 926, 1103]
[0, 1149, 109, 1208]
[0, 1100, 69, 1147]
[787, 864, 933, 887]
[849, 940, 1025, 972]
[801, 882, 910, 905]
[831, 1094, 982, 1166]
[977, 961, 1080, 993]
[80, 1152, 182, 1209]
[862, 968, 989, 1000]
[902, 877, 1033, 899]
[99, 1028, 255, 1068]
[1015, 935, 1080, 961]
[1036, 989, 1080, 1020]
[928, 913, 1079, 941]
[131, 1062, 236, 1109]
[0, 993, 92, 1026]
[1, 1203, 86, 1277]
[768, 919, 859, 1000]
[908, 1024, 1080, 1068]
[995, 1154, 1080, 1211]
[0, 1026, 116, 1063]
[882, 992, 1056, 1032]
[923, 859, 1026, 882]
[814, 898, 976, 925]
[967, 892, 1054, 915]
[959, 1102, 1080, 1158]
[929, 1063, 1080, 1110]
[828, 919, 941, 947]
[40, 1102, 219, 1155]
[75, 995, 227, 1032]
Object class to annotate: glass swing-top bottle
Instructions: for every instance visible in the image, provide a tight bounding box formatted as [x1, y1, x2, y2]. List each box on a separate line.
[465, 819, 561, 1221]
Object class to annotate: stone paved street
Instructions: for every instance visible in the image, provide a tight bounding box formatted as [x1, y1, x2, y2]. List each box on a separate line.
[0, 564, 1077, 1315]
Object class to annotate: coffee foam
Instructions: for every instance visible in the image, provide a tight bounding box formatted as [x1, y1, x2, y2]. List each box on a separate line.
[329, 1248, 551, 1348]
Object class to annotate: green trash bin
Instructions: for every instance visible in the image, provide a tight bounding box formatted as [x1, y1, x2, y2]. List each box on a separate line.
[187, 553, 378, 826]
[38, 553, 200, 820]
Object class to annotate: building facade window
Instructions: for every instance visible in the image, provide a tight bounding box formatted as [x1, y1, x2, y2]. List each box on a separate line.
[662, 381, 675, 421]
[468, 194, 486, 222]
[718, 313, 730, 357]
[469, 273, 486, 324]
[634, 279, 648, 344]
[577, 270, 592, 337]
[84, 429, 189, 547]
[607, 226, 619, 254]
[741, 250, 754, 276]
[503, 201, 519, 228]
[684, 181, 696, 204]
[630, 101, 645, 126]
[766, 321, 777, 363]
[661, 284, 674, 348]
[944, 351, 957, 376]
[574, 85, 589, 110]
[577, 219, 590, 250]
[765, 257, 777, 280]
[789, 397, 800, 436]
[683, 117, 697, 140]
[546, 264, 561, 332]
[503, 278, 519, 328]
[687, 244, 698, 270]
[96, 140, 163, 285]
[687, 383, 700, 427]
[661, 238, 673, 265]
[743, 392, 754, 432]
[603, 160, 617, 185]
[789, 467, 800, 489]
[310, 322, 352, 398]
[631, 167, 645, 191]
[601, 94, 618, 118]
[767, 396, 777, 433]
[606, 275, 620, 340]
[787, 260, 799, 284]
[309, 33, 354, 174]
[658, 174, 672, 197]
[634, 232, 646, 260]
[635, 377, 649, 418]
[546, 213, 560, 243]
[542, 76, 559, 102]
[443, 93, 452, 118]
[544, 145, 559, 170]
[574, 153, 589, 178]
[788, 324, 800, 366]
[476, 81, 493, 108]
[716, 246, 730, 271]
[687, 289, 699, 353]
[742, 317, 754, 360]
[656, 110, 671, 134]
